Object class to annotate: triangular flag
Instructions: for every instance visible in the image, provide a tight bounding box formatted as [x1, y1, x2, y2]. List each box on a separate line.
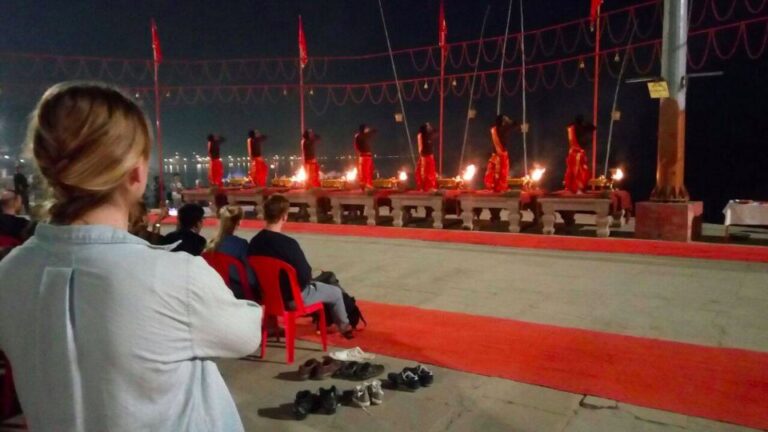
[590, 0, 603, 25]
[151, 19, 162, 64]
[298, 15, 308, 68]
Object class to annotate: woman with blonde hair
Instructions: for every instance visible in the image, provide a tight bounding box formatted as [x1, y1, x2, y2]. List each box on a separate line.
[0, 82, 262, 431]
[207, 205, 257, 299]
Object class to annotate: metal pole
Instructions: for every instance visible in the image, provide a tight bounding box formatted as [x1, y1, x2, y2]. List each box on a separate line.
[496, 0, 514, 115]
[591, 5, 601, 180]
[519, 0, 528, 176]
[604, 28, 635, 177]
[651, 0, 689, 201]
[153, 61, 164, 207]
[377, 0, 416, 168]
[439, 45, 445, 176]
[299, 56, 305, 137]
[459, 6, 491, 170]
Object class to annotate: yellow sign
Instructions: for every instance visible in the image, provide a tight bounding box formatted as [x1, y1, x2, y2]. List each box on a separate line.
[647, 80, 670, 99]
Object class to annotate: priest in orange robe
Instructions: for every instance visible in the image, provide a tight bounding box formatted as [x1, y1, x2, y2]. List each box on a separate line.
[207, 134, 225, 188]
[416, 123, 438, 191]
[301, 129, 321, 189]
[564, 115, 595, 193]
[484, 115, 519, 193]
[354, 124, 376, 190]
[247, 130, 268, 187]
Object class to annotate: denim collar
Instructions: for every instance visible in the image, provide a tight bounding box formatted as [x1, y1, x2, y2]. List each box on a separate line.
[34, 223, 177, 251]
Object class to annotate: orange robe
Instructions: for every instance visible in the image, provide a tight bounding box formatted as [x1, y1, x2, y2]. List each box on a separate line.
[483, 126, 510, 193]
[564, 125, 590, 193]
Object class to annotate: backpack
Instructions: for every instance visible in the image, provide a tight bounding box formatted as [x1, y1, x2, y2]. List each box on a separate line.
[312, 271, 367, 330]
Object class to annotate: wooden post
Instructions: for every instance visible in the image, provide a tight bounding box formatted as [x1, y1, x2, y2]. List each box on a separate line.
[651, 0, 689, 202]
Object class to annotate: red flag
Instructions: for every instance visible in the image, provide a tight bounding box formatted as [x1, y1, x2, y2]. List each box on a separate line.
[590, 0, 603, 25]
[438, 0, 448, 56]
[298, 15, 308, 68]
[151, 19, 162, 64]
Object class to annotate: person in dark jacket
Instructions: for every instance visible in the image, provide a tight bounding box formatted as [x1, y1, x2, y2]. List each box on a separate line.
[164, 203, 206, 256]
[248, 194, 353, 339]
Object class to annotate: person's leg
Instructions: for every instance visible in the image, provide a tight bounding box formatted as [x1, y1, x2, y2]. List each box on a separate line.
[301, 281, 349, 327]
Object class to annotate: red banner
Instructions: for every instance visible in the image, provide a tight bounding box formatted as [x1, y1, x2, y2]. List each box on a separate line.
[439, 0, 448, 56]
[590, 0, 603, 25]
[151, 19, 162, 64]
[298, 15, 308, 68]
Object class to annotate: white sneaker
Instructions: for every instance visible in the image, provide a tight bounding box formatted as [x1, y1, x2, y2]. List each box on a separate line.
[329, 346, 376, 361]
[352, 384, 371, 408]
[367, 379, 384, 405]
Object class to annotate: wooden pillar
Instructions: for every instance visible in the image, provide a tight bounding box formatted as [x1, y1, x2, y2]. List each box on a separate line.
[651, 0, 689, 202]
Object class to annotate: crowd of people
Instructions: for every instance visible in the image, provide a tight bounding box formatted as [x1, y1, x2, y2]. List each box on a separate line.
[0, 82, 358, 431]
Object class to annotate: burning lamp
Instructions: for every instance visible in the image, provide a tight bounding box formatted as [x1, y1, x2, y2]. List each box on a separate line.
[291, 166, 307, 185]
[612, 110, 622, 121]
[398, 170, 408, 182]
[345, 168, 358, 182]
[530, 166, 546, 183]
[610, 168, 625, 182]
[461, 164, 477, 182]
[520, 122, 530, 133]
[394, 112, 404, 123]
[468, 107, 477, 119]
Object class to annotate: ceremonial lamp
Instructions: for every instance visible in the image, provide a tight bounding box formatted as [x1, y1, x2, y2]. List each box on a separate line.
[372, 169, 408, 190]
[588, 167, 625, 191]
[437, 164, 476, 190]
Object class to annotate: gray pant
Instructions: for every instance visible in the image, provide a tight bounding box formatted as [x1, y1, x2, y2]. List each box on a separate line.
[302, 281, 349, 327]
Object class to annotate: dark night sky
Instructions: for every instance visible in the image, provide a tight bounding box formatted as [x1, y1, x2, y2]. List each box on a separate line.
[0, 0, 766, 222]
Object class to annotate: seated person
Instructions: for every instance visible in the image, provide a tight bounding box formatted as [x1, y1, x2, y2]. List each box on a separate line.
[248, 195, 354, 339]
[206, 205, 258, 300]
[164, 203, 207, 256]
[0, 189, 32, 242]
[129, 202, 167, 245]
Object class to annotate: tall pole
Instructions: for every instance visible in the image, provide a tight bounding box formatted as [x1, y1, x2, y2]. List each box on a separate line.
[299, 62, 305, 135]
[519, 0, 528, 176]
[604, 29, 635, 177]
[496, 0, 514, 115]
[377, 0, 416, 168]
[153, 60, 164, 206]
[651, 0, 689, 201]
[591, 5, 602, 180]
[459, 6, 491, 170]
[439, 48, 445, 176]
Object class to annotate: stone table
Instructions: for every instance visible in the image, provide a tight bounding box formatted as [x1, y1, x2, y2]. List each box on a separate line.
[539, 197, 613, 237]
[284, 189, 329, 223]
[390, 192, 445, 229]
[458, 192, 522, 232]
[329, 192, 378, 226]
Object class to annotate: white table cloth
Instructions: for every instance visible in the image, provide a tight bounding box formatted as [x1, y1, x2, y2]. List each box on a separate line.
[723, 201, 768, 227]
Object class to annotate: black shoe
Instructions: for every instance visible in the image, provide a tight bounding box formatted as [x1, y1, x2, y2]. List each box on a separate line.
[387, 370, 421, 391]
[318, 386, 339, 414]
[293, 390, 316, 420]
[405, 365, 434, 387]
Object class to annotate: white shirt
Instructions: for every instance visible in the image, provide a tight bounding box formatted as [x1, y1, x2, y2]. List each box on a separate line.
[0, 224, 262, 431]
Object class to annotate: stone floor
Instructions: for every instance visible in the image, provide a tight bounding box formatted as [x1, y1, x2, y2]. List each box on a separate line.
[3, 223, 766, 431]
[219, 227, 766, 431]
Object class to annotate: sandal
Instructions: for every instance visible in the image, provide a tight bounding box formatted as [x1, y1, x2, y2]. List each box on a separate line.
[354, 362, 385, 381]
[298, 358, 320, 380]
[387, 369, 421, 391]
[329, 347, 375, 362]
[332, 361, 360, 379]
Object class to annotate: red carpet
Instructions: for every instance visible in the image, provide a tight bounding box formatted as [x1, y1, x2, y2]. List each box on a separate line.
[296, 300, 768, 429]
[156, 216, 768, 263]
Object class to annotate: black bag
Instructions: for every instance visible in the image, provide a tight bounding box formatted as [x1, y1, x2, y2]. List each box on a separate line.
[312, 271, 367, 330]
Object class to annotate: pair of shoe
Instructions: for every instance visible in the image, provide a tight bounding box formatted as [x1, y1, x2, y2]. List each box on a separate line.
[293, 386, 339, 420]
[332, 361, 385, 381]
[387, 365, 434, 391]
[351, 379, 384, 408]
[298, 357, 341, 380]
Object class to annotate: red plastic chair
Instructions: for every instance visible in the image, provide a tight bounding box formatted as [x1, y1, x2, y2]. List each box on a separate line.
[201, 251, 256, 301]
[0, 352, 18, 421]
[0, 236, 19, 249]
[248, 256, 327, 364]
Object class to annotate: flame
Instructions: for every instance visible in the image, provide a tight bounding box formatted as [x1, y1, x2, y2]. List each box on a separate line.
[612, 168, 624, 181]
[398, 170, 408, 181]
[345, 168, 358, 182]
[461, 164, 477, 182]
[291, 166, 307, 183]
[530, 167, 546, 182]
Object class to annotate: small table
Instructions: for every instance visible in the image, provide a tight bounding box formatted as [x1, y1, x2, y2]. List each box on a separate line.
[329, 192, 377, 226]
[390, 193, 445, 229]
[723, 200, 768, 240]
[458, 193, 522, 232]
[284, 189, 328, 223]
[539, 197, 612, 237]
[227, 188, 265, 219]
[181, 188, 214, 205]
